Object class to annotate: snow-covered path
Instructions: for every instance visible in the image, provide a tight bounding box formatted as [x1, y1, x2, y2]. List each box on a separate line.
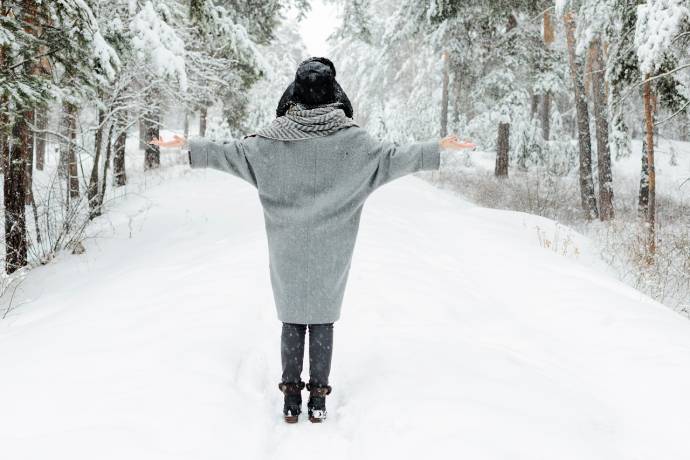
[2, 168, 690, 459]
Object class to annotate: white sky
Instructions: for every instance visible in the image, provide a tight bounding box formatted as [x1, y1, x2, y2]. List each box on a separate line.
[295, 0, 339, 57]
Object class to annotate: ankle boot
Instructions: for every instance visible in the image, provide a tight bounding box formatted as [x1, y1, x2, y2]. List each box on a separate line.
[278, 381, 305, 423]
[306, 383, 332, 423]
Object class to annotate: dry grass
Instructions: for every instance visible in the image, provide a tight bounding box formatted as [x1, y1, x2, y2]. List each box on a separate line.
[429, 166, 690, 316]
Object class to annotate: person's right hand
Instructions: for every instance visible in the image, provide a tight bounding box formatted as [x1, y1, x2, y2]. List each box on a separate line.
[440, 135, 476, 150]
[149, 134, 187, 149]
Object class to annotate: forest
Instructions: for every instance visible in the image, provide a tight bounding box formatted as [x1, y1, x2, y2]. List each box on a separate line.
[1, 0, 689, 313]
[2, 2, 690, 458]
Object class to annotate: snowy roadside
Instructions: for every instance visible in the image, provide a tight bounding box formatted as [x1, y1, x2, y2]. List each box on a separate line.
[431, 139, 690, 313]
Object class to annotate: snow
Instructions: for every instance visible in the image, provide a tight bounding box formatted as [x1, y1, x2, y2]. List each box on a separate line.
[635, 0, 690, 75]
[90, 30, 121, 81]
[130, 1, 187, 90]
[2, 147, 690, 459]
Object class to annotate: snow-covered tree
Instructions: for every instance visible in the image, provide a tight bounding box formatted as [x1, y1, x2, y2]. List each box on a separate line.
[1, 0, 118, 272]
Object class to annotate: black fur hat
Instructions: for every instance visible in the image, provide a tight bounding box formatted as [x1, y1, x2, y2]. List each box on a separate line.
[276, 57, 353, 118]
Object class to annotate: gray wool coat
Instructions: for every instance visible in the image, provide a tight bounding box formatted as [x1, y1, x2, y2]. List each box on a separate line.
[189, 127, 440, 324]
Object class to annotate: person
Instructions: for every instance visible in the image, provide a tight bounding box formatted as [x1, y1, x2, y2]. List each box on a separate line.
[152, 57, 475, 424]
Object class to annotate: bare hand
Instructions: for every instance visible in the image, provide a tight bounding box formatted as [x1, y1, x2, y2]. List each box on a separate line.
[149, 134, 187, 149]
[440, 135, 476, 150]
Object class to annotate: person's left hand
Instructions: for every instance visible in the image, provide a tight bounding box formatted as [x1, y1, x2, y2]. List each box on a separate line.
[440, 135, 476, 150]
[149, 134, 187, 149]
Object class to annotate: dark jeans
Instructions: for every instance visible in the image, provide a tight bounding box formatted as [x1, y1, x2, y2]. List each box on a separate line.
[281, 322, 333, 386]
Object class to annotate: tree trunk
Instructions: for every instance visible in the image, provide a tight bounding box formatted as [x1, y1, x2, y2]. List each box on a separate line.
[87, 108, 105, 215]
[183, 111, 190, 139]
[113, 110, 127, 187]
[451, 66, 463, 125]
[0, 31, 7, 178]
[495, 122, 509, 177]
[543, 11, 555, 45]
[144, 107, 160, 170]
[440, 51, 449, 138]
[530, 94, 539, 120]
[58, 101, 71, 178]
[494, 14, 516, 178]
[590, 40, 614, 221]
[138, 116, 146, 150]
[34, 107, 46, 170]
[93, 122, 115, 218]
[642, 77, 656, 257]
[65, 104, 79, 200]
[0, 129, 4, 176]
[564, 12, 598, 220]
[638, 136, 649, 217]
[5, 116, 30, 273]
[199, 106, 208, 137]
[24, 110, 34, 205]
[678, 111, 688, 141]
[541, 92, 551, 140]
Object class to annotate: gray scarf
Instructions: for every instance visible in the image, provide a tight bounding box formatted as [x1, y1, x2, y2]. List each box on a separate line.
[252, 102, 357, 141]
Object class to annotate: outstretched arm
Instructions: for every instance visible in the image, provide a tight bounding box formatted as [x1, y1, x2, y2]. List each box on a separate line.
[151, 135, 257, 187]
[368, 133, 475, 189]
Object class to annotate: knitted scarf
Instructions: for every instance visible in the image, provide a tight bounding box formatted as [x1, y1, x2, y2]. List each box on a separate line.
[253, 102, 357, 141]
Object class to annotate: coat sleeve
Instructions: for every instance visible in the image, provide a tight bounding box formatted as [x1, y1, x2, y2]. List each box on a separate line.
[188, 138, 258, 187]
[367, 134, 441, 190]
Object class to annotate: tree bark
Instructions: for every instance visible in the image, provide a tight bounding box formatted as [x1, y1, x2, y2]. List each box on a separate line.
[495, 122, 509, 177]
[678, 110, 688, 142]
[440, 51, 449, 138]
[93, 122, 115, 218]
[638, 136, 649, 217]
[451, 66, 463, 125]
[494, 14, 516, 178]
[87, 108, 105, 215]
[643, 77, 656, 257]
[530, 93, 539, 120]
[199, 106, 208, 137]
[144, 106, 160, 170]
[113, 110, 127, 187]
[541, 92, 551, 140]
[24, 110, 34, 205]
[34, 107, 46, 170]
[65, 103, 79, 200]
[57, 101, 70, 178]
[138, 116, 146, 150]
[5, 116, 29, 273]
[1, 27, 7, 179]
[183, 111, 190, 139]
[564, 12, 598, 220]
[590, 40, 614, 221]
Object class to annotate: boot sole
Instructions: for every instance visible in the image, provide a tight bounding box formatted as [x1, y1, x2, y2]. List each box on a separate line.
[309, 416, 325, 423]
[284, 415, 299, 424]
